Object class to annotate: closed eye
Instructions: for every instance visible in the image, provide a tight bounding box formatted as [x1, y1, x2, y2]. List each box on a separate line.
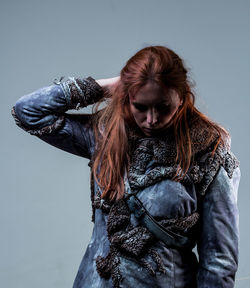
[157, 104, 171, 113]
[133, 103, 148, 112]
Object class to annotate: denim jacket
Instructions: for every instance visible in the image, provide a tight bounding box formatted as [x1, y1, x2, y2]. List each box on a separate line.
[11, 77, 241, 288]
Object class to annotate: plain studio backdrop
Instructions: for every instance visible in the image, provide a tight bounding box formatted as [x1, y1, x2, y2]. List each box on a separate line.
[1, 0, 249, 287]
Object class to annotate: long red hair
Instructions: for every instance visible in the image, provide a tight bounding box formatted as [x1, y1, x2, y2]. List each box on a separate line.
[91, 45, 229, 202]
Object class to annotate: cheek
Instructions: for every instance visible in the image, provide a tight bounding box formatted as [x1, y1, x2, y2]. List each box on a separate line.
[161, 115, 172, 125]
[130, 105, 143, 123]
[161, 108, 178, 124]
[132, 112, 144, 124]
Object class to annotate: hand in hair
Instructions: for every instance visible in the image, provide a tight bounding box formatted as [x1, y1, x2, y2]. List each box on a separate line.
[96, 76, 120, 89]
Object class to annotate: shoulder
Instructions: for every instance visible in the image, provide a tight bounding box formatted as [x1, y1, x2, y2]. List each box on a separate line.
[187, 115, 240, 195]
[193, 142, 240, 196]
[188, 114, 231, 155]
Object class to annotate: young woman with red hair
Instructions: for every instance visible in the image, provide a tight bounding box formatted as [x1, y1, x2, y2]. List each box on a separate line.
[12, 45, 240, 287]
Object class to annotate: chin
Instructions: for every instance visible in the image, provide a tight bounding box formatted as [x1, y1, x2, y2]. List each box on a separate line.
[143, 131, 152, 137]
[142, 128, 162, 137]
[142, 125, 173, 137]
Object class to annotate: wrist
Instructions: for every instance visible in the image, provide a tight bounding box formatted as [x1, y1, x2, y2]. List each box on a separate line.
[96, 76, 120, 89]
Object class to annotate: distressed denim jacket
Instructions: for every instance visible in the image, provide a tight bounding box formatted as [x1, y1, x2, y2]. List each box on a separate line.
[11, 77, 241, 288]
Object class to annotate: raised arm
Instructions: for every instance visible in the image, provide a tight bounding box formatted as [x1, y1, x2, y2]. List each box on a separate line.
[11, 76, 116, 159]
[196, 165, 241, 287]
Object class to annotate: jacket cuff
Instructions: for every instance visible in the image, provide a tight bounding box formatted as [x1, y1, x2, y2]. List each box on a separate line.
[55, 76, 104, 110]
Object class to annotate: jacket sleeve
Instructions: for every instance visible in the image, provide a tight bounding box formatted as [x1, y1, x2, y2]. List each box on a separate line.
[11, 76, 104, 159]
[196, 164, 241, 288]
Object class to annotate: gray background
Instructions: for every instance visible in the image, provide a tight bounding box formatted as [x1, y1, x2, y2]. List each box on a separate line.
[1, 0, 249, 287]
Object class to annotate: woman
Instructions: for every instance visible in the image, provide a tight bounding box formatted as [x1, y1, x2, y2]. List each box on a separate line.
[11, 45, 240, 288]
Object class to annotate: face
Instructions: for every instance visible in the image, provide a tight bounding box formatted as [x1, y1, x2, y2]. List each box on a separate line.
[129, 82, 183, 137]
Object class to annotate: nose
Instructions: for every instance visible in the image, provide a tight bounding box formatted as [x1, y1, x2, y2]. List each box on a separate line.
[146, 109, 158, 126]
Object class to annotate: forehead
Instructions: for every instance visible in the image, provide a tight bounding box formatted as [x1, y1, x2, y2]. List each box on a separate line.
[130, 82, 179, 105]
